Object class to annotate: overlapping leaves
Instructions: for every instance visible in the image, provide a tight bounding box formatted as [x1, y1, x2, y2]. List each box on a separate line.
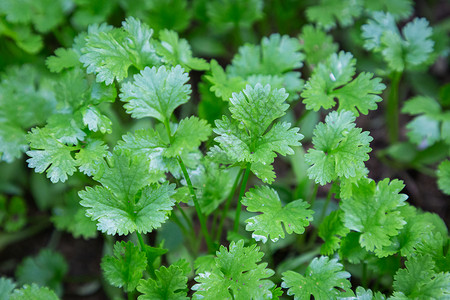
[302, 51, 385, 116]
[210, 83, 303, 183]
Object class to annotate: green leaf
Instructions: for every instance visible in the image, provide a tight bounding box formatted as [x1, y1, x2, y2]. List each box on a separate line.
[26, 128, 78, 183]
[305, 0, 363, 31]
[80, 17, 161, 85]
[402, 95, 442, 117]
[75, 139, 109, 177]
[120, 65, 191, 122]
[301, 51, 385, 115]
[362, 13, 435, 71]
[437, 160, 450, 195]
[204, 59, 246, 101]
[337, 286, 387, 300]
[137, 263, 189, 300]
[46, 48, 80, 73]
[211, 84, 302, 183]
[282, 256, 351, 299]
[319, 210, 350, 255]
[206, 0, 263, 31]
[2, 196, 27, 233]
[242, 185, 313, 243]
[299, 25, 338, 66]
[10, 284, 59, 300]
[340, 178, 408, 252]
[79, 151, 176, 235]
[0, 277, 16, 299]
[165, 117, 212, 157]
[81, 107, 112, 134]
[305, 110, 372, 185]
[392, 255, 450, 299]
[102, 241, 147, 292]
[16, 249, 68, 297]
[363, 0, 413, 20]
[192, 240, 275, 299]
[155, 29, 209, 71]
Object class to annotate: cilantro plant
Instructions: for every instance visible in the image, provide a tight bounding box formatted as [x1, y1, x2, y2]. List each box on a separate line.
[0, 1, 449, 299]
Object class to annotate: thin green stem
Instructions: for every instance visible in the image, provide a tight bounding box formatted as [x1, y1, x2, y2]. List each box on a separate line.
[136, 232, 146, 251]
[309, 184, 318, 207]
[387, 71, 402, 143]
[215, 168, 244, 241]
[164, 118, 173, 142]
[306, 186, 333, 248]
[362, 262, 368, 288]
[170, 209, 189, 236]
[175, 203, 194, 232]
[178, 156, 216, 253]
[233, 164, 251, 233]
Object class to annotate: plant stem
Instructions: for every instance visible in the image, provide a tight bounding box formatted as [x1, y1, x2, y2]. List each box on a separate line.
[387, 71, 402, 143]
[136, 232, 146, 251]
[309, 184, 318, 206]
[306, 186, 333, 248]
[362, 262, 368, 288]
[178, 156, 216, 253]
[215, 168, 244, 241]
[233, 164, 251, 233]
[175, 203, 194, 233]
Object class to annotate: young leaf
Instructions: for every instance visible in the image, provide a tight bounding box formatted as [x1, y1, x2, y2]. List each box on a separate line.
[391, 255, 450, 299]
[192, 240, 275, 299]
[206, 0, 263, 31]
[211, 84, 303, 183]
[282, 256, 351, 299]
[16, 249, 68, 296]
[299, 25, 338, 66]
[363, 0, 413, 20]
[79, 151, 177, 235]
[46, 48, 80, 73]
[0, 277, 16, 298]
[242, 185, 313, 243]
[120, 65, 191, 122]
[26, 127, 78, 183]
[155, 29, 209, 71]
[340, 178, 408, 252]
[301, 51, 385, 115]
[102, 241, 147, 292]
[204, 59, 246, 101]
[10, 284, 59, 300]
[137, 262, 189, 300]
[305, 110, 372, 185]
[80, 17, 161, 85]
[305, 0, 363, 31]
[337, 286, 387, 300]
[362, 13, 435, 71]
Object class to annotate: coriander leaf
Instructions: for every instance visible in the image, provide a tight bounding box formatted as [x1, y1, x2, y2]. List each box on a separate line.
[26, 127, 78, 183]
[405, 115, 440, 147]
[227, 34, 304, 101]
[81, 107, 112, 134]
[79, 151, 176, 235]
[392, 255, 450, 299]
[204, 59, 246, 101]
[340, 178, 408, 252]
[102, 241, 147, 292]
[242, 185, 313, 243]
[206, 0, 263, 31]
[305, 110, 372, 185]
[165, 116, 212, 157]
[362, 13, 435, 71]
[120, 65, 191, 122]
[402, 95, 441, 117]
[337, 286, 387, 300]
[0, 277, 15, 298]
[282, 256, 351, 299]
[301, 51, 385, 115]
[319, 210, 350, 255]
[299, 25, 338, 66]
[156, 29, 209, 71]
[16, 249, 68, 296]
[46, 48, 80, 73]
[437, 160, 450, 195]
[211, 84, 302, 183]
[305, 0, 363, 31]
[74, 139, 109, 177]
[80, 17, 161, 85]
[192, 240, 275, 300]
[137, 263, 189, 300]
[363, 0, 413, 20]
[10, 284, 59, 300]
[415, 232, 450, 273]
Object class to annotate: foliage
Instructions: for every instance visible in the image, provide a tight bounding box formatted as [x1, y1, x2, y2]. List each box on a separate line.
[0, 1, 448, 299]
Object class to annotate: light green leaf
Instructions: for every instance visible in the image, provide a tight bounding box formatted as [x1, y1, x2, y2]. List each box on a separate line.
[205, 59, 246, 101]
[305, 0, 363, 31]
[46, 48, 80, 73]
[242, 185, 313, 243]
[340, 178, 408, 252]
[10, 284, 59, 300]
[102, 241, 147, 292]
[282, 256, 351, 299]
[192, 240, 275, 300]
[299, 25, 338, 66]
[319, 210, 350, 255]
[74, 139, 109, 177]
[120, 65, 191, 122]
[437, 160, 450, 195]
